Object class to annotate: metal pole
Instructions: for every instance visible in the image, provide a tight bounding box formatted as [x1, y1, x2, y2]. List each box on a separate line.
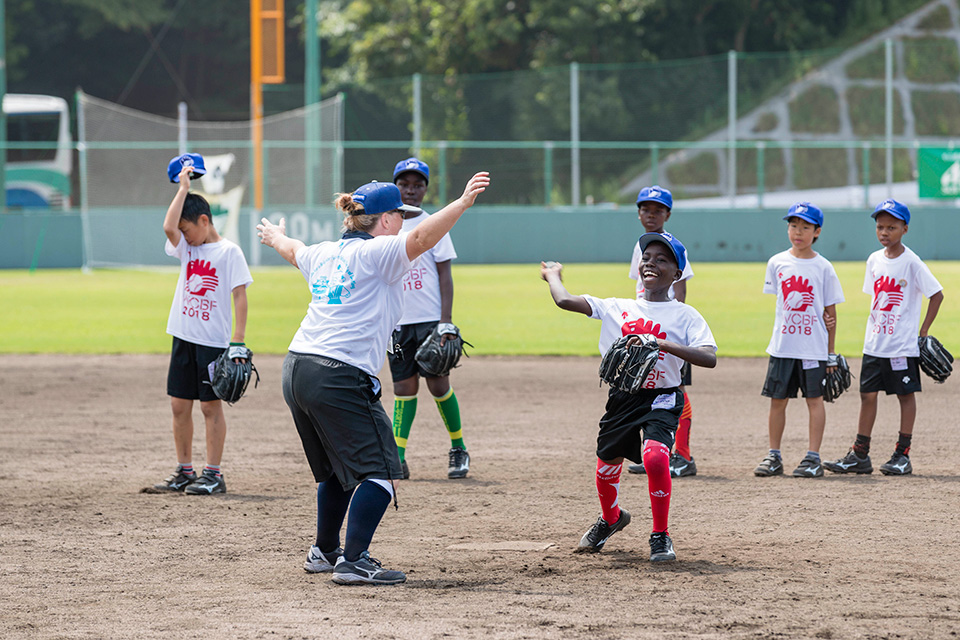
[0, 0, 6, 213]
[885, 38, 893, 197]
[438, 141, 447, 205]
[413, 73, 422, 157]
[570, 62, 580, 206]
[76, 90, 92, 272]
[728, 50, 737, 208]
[177, 102, 188, 154]
[863, 142, 871, 207]
[251, 0, 264, 210]
[757, 142, 765, 209]
[651, 144, 659, 186]
[304, 0, 320, 208]
[335, 92, 345, 194]
[544, 141, 554, 206]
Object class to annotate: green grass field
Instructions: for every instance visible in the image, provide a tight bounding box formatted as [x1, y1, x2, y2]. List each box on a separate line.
[2, 263, 958, 356]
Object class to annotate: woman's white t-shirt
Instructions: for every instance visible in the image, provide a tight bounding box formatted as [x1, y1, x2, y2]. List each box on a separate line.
[288, 232, 419, 376]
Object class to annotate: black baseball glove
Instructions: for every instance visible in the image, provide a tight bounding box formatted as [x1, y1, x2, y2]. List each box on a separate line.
[209, 344, 260, 405]
[918, 335, 953, 383]
[822, 353, 852, 402]
[415, 323, 472, 377]
[598, 334, 660, 394]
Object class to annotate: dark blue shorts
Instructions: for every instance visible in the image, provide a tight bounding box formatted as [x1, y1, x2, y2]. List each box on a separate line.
[167, 336, 222, 402]
[596, 387, 683, 463]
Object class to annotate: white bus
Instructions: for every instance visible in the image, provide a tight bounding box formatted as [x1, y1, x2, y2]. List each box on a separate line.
[4, 93, 72, 208]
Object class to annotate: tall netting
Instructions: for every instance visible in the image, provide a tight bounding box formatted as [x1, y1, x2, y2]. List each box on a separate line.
[77, 91, 342, 267]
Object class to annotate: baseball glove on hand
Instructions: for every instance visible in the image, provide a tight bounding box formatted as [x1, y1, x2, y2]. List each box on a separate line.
[209, 344, 260, 405]
[415, 323, 473, 377]
[918, 335, 953, 383]
[598, 334, 660, 394]
[822, 353, 852, 402]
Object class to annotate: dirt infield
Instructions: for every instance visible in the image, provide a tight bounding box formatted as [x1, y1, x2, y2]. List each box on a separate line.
[2, 354, 959, 639]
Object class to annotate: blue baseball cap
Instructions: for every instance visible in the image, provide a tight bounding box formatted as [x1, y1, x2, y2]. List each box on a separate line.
[872, 198, 910, 225]
[393, 157, 430, 184]
[167, 153, 207, 183]
[783, 201, 824, 227]
[351, 181, 421, 216]
[636, 185, 673, 210]
[639, 231, 686, 272]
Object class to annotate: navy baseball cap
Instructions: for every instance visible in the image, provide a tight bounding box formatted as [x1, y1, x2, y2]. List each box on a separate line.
[167, 153, 207, 183]
[783, 201, 824, 227]
[351, 182, 421, 216]
[872, 198, 910, 225]
[393, 157, 430, 184]
[639, 231, 686, 272]
[636, 185, 673, 210]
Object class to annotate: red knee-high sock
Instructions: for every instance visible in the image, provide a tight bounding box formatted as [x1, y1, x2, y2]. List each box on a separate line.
[675, 392, 692, 459]
[643, 440, 671, 533]
[595, 458, 622, 524]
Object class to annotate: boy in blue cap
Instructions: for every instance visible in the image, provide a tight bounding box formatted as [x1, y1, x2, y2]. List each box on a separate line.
[626, 186, 698, 478]
[541, 231, 717, 562]
[388, 157, 471, 480]
[754, 202, 844, 479]
[824, 199, 943, 476]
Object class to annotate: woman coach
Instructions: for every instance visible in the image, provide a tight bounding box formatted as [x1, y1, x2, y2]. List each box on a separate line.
[256, 171, 490, 585]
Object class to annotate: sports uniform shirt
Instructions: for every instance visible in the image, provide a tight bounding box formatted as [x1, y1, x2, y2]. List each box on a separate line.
[396, 211, 457, 325]
[288, 232, 419, 377]
[583, 295, 717, 389]
[165, 236, 253, 348]
[763, 250, 844, 360]
[629, 241, 693, 299]
[862, 246, 942, 358]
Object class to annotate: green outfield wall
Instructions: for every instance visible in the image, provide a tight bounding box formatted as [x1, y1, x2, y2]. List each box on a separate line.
[2, 205, 958, 269]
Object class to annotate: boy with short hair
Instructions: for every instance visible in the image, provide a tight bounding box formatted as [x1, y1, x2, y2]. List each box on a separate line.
[626, 186, 698, 478]
[154, 163, 253, 495]
[824, 199, 943, 476]
[541, 231, 717, 562]
[754, 202, 844, 479]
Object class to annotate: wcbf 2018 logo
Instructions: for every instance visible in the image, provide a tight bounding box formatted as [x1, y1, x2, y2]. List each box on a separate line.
[780, 275, 815, 311]
[310, 256, 356, 305]
[182, 259, 219, 321]
[185, 260, 219, 296]
[872, 276, 904, 311]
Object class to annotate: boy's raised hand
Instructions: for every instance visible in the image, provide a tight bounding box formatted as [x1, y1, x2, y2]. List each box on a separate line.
[179, 165, 192, 190]
[540, 260, 563, 281]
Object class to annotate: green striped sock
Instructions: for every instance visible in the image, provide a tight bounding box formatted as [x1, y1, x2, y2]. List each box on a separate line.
[392, 395, 417, 462]
[434, 388, 465, 450]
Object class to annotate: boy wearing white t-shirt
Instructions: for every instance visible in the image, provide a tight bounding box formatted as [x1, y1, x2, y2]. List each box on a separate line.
[541, 232, 717, 563]
[625, 186, 698, 479]
[754, 202, 844, 479]
[154, 165, 253, 495]
[824, 200, 943, 477]
[389, 158, 470, 480]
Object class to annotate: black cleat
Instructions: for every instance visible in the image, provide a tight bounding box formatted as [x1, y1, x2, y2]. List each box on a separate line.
[400, 460, 410, 480]
[184, 469, 226, 494]
[576, 509, 631, 553]
[754, 454, 784, 477]
[879, 451, 913, 476]
[823, 449, 873, 474]
[152, 466, 197, 492]
[792, 455, 824, 478]
[626, 462, 646, 475]
[447, 448, 470, 479]
[670, 453, 697, 478]
[649, 531, 677, 562]
[331, 551, 406, 585]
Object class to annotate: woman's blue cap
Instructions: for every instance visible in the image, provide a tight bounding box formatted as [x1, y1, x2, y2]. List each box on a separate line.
[351, 182, 421, 215]
[783, 201, 824, 226]
[167, 153, 207, 183]
[872, 199, 910, 225]
[639, 231, 686, 272]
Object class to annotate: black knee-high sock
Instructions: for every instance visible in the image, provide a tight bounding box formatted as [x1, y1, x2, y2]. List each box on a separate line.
[343, 481, 391, 562]
[895, 432, 912, 456]
[315, 476, 354, 552]
[853, 434, 871, 457]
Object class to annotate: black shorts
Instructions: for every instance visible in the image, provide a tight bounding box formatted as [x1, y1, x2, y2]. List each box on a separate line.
[596, 387, 683, 463]
[282, 351, 404, 491]
[761, 356, 826, 399]
[167, 336, 222, 402]
[681, 361, 692, 387]
[388, 321, 443, 382]
[859, 355, 922, 395]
